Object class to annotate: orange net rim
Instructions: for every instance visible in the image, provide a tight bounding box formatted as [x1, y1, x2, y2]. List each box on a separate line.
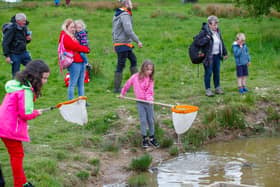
[171, 105, 199, 114]
[56, 96, 88, 108]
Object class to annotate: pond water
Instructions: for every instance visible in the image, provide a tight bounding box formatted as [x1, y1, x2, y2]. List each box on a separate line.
[157, 136, 280, 187]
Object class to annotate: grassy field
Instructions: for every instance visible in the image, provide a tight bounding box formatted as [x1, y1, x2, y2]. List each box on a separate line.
[0, 0, 279, 186]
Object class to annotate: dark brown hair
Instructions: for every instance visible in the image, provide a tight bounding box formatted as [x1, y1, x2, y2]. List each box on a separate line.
[15, 59, 50, 98]
[138, 59, 154, 80]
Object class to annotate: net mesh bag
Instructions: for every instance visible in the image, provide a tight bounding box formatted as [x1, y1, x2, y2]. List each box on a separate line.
[56, 96, 88, 125]
[171, 105, 199, 134]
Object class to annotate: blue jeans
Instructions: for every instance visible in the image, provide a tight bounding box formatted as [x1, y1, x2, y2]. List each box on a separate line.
[203, 54, 221, 89]
[67, 62, 85, 100]
[10, 51, 31, 78]
[80, 52, 88, 64]
[137, 102, 155, 136]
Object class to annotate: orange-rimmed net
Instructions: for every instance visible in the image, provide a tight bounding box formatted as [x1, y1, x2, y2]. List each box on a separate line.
[171, 105, 199, 135]
[56, 96, 88, 125]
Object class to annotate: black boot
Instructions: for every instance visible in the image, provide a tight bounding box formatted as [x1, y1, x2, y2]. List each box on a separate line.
[130, 66, 138, 75]
[0, 166, 4, 187]
[114, 72, 122, 93]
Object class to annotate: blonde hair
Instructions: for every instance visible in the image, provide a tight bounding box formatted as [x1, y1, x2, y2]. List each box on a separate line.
[74, 19, 86, 30]
[61, 18, 75, 37]
[236, 33, 246, 41]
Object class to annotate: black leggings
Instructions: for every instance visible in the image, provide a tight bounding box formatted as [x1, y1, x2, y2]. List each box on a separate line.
[116, 50, 137, 73]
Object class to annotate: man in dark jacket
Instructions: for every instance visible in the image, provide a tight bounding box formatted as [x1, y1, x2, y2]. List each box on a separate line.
[2, 13, 32, 78]
[112, 0, 143, 93]
[195, 15, 228, 97]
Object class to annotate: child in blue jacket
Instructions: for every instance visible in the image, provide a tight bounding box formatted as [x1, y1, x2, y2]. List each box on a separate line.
[232, 33, 251, 94]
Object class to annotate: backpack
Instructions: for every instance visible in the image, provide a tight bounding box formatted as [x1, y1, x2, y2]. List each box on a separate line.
[188, 34, 205, 64]
[58, 35, 74, 72]
[1, 22, 13, 39]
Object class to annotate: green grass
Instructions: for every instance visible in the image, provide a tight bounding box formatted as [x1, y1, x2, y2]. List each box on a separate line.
[0, 0, 279, 186]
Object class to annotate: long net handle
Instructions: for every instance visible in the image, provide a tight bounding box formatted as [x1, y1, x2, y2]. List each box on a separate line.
[120, 96, 173, 108]
[39, 106, 56, 113]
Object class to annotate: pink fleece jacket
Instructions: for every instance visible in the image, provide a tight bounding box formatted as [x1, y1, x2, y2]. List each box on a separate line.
[121, 73, 154, 101]
[0, 89, 39, 142]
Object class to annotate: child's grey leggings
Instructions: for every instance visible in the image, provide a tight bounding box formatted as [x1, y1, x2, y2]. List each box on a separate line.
[137, 102, 155, 137]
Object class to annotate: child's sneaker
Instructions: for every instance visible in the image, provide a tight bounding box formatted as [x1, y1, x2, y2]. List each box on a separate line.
[149, 137, 160, 148]
[239, 88, 244, 94]
[23, 182, 34, 187]
[243, 87, 249, 93]
[142, 138, 149, 148]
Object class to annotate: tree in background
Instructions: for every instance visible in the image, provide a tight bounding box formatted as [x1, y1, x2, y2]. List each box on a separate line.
[236, 0, 280, 16]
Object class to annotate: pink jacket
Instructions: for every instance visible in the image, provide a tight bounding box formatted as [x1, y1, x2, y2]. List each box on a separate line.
[0, 80, 40, 142]
[121, 73, 154, 101]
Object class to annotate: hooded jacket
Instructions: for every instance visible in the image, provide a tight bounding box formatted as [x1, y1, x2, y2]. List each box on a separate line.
[121, 73, 154, 101]
[232, 41, 251, 66]
[112, 8, 140, 46]
[58, 30, 90, 63]
[2, 16, 31, 57]
[195, 22, 227, 66]
[0, 80, 40, 142]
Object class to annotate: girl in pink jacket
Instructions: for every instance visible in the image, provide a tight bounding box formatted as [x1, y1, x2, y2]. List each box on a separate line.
[120, 60, 159, 148]
[0, 60, 50, 187]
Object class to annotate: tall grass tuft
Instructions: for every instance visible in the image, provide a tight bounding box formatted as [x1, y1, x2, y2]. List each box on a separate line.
[89, 158, 100, 176]
[76, 170, 90, 181]
[218, 106, 246, 129]
[129, 154, 153, 172]
[182, 128, 206, 150]
[160, 136, 174, 148]
[128, 173, 149, 186]
[266, 106, 280, 126]
[169, 145, 179, 156]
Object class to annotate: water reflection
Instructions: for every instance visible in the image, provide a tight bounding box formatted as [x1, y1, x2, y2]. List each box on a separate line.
[157, 136, 280, 187]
